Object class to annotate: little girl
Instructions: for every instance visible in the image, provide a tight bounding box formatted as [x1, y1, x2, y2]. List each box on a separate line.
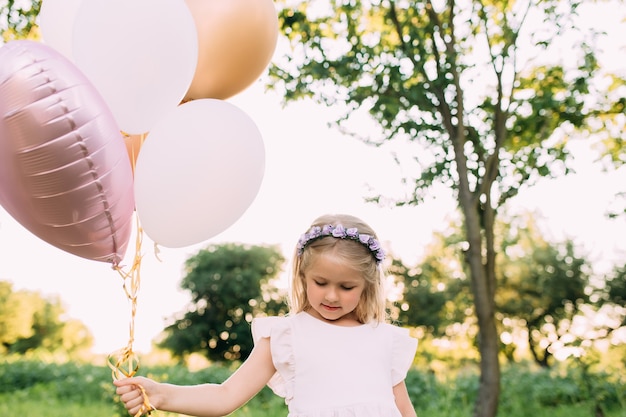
[115, 214, 418, 417]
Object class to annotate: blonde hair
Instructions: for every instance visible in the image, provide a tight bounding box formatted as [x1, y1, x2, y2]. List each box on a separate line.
[289, 214, 388, 324]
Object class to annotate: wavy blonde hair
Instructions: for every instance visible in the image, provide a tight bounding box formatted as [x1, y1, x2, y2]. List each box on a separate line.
[289, 214, 388, 324]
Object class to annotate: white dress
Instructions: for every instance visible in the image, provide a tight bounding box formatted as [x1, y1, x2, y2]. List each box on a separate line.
[252, 312, 418, 417]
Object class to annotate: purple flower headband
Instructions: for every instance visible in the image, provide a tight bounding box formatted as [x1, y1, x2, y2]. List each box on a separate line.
[296, 224, 385, 264]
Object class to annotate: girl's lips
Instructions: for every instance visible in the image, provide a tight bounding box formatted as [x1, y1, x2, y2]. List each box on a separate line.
[322, 304, 340, 311]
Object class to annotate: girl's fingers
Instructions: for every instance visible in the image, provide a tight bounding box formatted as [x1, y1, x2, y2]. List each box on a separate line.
[113, 377, 153, 415]
[114, 377, 140, 387]
[127, 394, 147, 414]
[116, 384, 135, 395]
[116, 386, 145, 413]
[120, 388, 141, 403]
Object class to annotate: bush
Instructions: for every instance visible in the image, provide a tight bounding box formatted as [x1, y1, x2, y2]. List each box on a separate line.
[0, 359, 112, 402]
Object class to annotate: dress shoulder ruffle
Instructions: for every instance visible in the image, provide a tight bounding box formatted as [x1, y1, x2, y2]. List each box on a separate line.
[389, 324, 418, 385]
[251, 316, 295, 401]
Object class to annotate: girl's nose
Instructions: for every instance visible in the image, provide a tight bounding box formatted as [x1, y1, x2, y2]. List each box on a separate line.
[325, 286, 339, 302]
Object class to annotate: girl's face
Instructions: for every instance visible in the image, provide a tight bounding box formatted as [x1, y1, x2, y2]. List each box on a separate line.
[303, 252, 365, 325]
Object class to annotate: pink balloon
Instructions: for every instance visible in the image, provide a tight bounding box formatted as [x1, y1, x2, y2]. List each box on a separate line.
[0, 40, 135, 266]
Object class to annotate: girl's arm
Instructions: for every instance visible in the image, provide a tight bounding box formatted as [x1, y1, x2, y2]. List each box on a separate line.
[393, 380, 417, 417]
[114, 337, 276, 417]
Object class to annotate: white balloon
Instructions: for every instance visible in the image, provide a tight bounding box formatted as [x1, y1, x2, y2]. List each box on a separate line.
[39, 0, 83, 60]
[134, 99, 265, 248]
[72, 0, 198, 134]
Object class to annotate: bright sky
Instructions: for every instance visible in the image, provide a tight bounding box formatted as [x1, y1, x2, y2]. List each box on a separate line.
[0, 2, 624, 355]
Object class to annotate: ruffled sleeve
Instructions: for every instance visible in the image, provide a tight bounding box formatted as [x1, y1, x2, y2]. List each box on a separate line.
[390, 326, 418, 386]
[251, 316, 295, 402]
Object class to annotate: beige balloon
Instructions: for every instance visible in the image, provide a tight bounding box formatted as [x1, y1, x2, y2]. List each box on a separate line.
[184, 0, 279, 101]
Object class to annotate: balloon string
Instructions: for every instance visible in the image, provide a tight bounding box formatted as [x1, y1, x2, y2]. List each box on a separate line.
[110, 214, 155, 417]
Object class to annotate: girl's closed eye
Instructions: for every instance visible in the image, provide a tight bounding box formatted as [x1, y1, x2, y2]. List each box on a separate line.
[312, 280, 355, 290]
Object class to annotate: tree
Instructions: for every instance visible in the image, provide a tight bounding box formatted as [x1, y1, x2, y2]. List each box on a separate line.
[393, 213, 597, 368]
[158, 243, 288, 362]
[0, 281, 34, 348]
[0, 280, 93, 354]
[605, 265, 626, 306]
[389, 230, 470, 335]
[600, 263, 626, 331]
[266, 1, 625, 415]
[497, 216, 591, 367]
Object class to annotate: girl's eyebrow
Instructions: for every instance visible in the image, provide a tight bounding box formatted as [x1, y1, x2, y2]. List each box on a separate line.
[334, 279, 363, 286]
[310, 275, 361, 285]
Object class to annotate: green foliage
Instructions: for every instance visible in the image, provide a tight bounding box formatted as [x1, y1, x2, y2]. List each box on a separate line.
[269, 0, 624, 207]
[497, 217, 593, 367]
[0, 359, 114, 402]
[604, 263, 626, 306]
[0, 281, 93, 355]
[0, 358, 287, 417]
[0, 359, 623, 417]
[388, 214, 623, 369]
[499, 363, 626, 416]
[158, 244, 288, 362]
[389, 249, 470, 336]
[0, 0, 41, 42]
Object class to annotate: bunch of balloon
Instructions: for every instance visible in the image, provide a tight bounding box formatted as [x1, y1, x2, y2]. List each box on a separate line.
[1, 1, 277, 409]
[37, 0, 278, 249]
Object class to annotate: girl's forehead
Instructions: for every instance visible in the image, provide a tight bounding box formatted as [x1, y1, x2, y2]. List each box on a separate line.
[305, 253, 364, 282]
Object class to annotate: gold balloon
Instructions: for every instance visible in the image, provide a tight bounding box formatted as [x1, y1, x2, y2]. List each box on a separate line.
[184, 0, 279, 101]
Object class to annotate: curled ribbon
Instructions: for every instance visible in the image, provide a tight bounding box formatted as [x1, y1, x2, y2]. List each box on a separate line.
[110, 214, 156, 417]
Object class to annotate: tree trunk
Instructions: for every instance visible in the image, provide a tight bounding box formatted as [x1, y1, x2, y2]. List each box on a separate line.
[473, 302, 501, 417]
[461, 199, 501, 417]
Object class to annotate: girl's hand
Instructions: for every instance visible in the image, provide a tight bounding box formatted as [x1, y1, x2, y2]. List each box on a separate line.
[114, 376, 157, 416]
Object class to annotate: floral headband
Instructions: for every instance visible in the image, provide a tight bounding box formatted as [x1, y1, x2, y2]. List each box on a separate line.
[296, 224, 385, 264]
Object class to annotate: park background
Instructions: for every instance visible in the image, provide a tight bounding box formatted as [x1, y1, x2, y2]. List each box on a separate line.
[0, 0, 625, 417]
[0, 0, 624, 356]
